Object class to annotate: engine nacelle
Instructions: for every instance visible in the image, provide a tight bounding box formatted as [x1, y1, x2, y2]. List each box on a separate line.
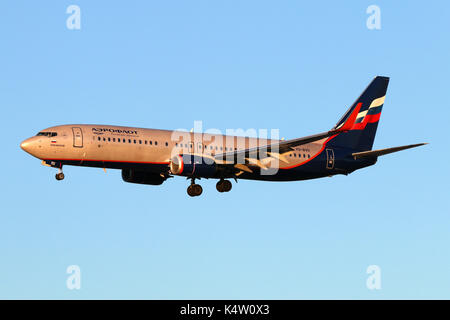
[169, 155, 217, 178]
[121, 169, 166, 185]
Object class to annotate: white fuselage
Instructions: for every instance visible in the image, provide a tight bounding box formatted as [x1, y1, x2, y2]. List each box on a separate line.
[21, 124, 323, 171]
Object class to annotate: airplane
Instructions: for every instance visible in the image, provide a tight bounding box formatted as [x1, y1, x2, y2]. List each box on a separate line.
[20, 76, 426, 197]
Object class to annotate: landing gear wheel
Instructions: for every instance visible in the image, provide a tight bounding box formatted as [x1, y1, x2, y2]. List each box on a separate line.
[193, 184, 202, 196]
[55, 172, 65, 181]
[216, 179, 232, 193]
[216, 180, 224, 192]
[187, 184, 203, 197]
[222, 180, 232, 192]
[187, 185, 195, 197]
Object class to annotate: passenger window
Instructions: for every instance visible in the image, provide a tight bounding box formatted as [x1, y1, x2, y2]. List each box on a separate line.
[128, 139, 131, 143]
[98, 137, 101, 141]
[103, 137, 106, 141]
[165, 142, 168, 147]
[155, 141, 158, 146]
[145, 140, 147, 144]
[139, 140, 142, 144]
[133, 140, 136, 144]
[113, 138, 116, 142]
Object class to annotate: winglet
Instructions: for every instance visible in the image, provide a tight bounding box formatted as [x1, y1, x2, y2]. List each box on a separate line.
[336, 102, 362, 132]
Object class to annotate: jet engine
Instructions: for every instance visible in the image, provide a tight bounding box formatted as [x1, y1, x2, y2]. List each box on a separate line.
[169, 155, 217, 178]
[121, 169, 166, 185]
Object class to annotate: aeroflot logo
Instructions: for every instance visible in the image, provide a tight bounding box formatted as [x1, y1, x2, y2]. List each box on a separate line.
[92, 128, 138, 135]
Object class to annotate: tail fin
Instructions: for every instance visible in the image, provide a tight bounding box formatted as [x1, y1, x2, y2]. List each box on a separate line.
[330, 76, 389, 151]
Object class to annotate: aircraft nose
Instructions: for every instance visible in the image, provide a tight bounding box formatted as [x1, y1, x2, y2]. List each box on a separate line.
[20, 139, 29, 151]
[20, 138, 34, 153]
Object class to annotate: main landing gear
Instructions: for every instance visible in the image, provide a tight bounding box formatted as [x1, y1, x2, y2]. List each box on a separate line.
[186, 178, 233, 197]
[187, 178, 203, 197]
[216, 179, 232, 193]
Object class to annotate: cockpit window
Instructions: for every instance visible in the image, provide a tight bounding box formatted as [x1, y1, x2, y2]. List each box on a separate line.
[36, 132, 57, 137]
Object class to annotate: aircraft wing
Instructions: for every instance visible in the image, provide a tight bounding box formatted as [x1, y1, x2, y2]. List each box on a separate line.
[213, 103, 361, 172]
[214, 130, 338, 164]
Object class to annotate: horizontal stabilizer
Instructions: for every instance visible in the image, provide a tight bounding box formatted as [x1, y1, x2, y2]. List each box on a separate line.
[352, 143, 427, 160]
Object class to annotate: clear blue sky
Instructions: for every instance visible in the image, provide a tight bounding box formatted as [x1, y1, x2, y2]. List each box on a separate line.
[1, 1, 449, 299]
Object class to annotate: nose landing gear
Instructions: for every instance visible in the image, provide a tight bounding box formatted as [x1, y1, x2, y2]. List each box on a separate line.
[55, 168, 65, 181]
[187, 178, 202, 197]
[216, 179, 232, 193]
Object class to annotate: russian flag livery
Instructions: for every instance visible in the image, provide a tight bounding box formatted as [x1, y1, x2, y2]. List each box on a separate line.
[329, 76, 389, 151]
[354, 95, 385, 125]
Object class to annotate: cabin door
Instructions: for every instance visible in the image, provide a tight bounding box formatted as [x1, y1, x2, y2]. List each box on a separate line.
[326, 148, 334, 169]
[72, 127, 83, 148]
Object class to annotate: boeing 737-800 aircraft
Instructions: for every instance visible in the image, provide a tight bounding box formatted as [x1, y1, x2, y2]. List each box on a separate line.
[20, 76, 426, 196]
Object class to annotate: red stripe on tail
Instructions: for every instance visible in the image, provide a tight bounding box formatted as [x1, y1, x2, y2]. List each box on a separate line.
[338, 102, 362, 132]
